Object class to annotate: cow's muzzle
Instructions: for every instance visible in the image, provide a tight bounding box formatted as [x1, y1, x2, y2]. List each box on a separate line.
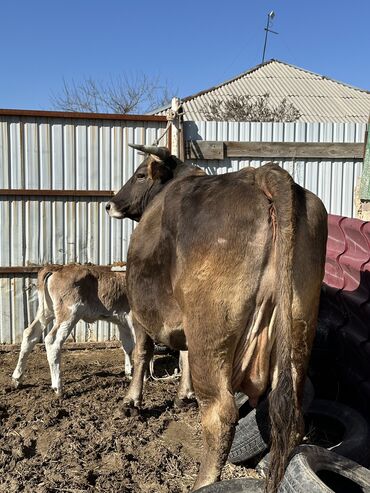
[105, 201, 126, 219]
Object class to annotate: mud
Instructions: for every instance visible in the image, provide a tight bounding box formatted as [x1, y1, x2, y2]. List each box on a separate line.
[0, 348, 257, 492]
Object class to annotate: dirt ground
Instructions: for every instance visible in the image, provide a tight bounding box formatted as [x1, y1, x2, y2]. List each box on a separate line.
[0, 348, 257, 493]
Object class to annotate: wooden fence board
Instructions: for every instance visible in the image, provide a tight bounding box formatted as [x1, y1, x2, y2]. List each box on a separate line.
[186, 140, 364, 160]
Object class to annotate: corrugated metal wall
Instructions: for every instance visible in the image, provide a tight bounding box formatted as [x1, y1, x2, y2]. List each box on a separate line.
[184, 121, 367, 218]
[1, 116, 367, 344]
[0, 113, 168, 343]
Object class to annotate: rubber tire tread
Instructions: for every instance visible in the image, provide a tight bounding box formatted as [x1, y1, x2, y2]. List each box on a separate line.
[194, 478, 265, 492]
[257, 398, 370, 477]
[306, 399, 370, 466]
[278, 444, 370, 493]
[228, 378, 314, 464]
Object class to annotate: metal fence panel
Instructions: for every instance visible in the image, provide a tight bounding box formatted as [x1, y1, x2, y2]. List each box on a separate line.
[1, 116, 367, 344]
[184, 121, 367, 218]
[0, 113, 167, 343]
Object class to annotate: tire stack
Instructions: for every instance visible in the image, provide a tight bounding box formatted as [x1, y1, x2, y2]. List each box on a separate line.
[196, 451, 370, 492]
[196, 384, 370, 492]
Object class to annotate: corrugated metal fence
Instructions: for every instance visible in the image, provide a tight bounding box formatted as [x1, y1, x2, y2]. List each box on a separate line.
[184, 121, 367, 218]
[0, 115, 367, 344]
[0, 111, 168, 343]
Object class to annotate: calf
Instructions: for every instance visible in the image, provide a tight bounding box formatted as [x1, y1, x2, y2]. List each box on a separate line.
[12, 264, 135, 396]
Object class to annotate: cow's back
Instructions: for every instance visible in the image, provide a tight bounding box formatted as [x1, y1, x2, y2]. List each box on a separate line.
[126, 167, 276, 338]
[126, 164, 327, 365]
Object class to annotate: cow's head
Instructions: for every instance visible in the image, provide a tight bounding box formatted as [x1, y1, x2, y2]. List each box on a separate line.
[105, 144, 178, 221]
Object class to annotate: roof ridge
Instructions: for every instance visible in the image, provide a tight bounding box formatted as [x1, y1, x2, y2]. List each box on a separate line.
[270, 60, 370, 94]
[150, 60, 370, 120]
[184, 59, 370, 100]
[181, 59, 277, 102]
[148, 60, 276, 114]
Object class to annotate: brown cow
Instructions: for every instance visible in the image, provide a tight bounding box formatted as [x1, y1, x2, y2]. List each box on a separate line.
[12, 264, 135, 396]
[106, 145, 327, 492]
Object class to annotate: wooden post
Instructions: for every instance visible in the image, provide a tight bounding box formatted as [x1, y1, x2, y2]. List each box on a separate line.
[358, 122, 370, 220]
[167, 97, 184, 160]
[360, 128, 370, 199]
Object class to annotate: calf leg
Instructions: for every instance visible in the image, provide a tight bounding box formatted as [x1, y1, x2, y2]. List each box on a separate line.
[123, 317, 154, 413]
[174, 350, 196, 407]
[12, 315, 51, 387]
[117, 312, 136, 376]
[44, 315, 78, 396]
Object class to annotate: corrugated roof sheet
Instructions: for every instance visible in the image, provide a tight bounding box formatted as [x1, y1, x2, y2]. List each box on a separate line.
[156, 60, 370, 122]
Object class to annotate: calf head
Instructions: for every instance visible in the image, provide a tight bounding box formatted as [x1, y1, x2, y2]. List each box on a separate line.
[106, 145, 178, 221]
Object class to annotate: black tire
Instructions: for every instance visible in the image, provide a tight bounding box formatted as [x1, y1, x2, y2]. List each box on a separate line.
[154, 344, 174, 355]
[194, 478, 265, 493]
[228, 378, 315, 464]
[278, 445, 370, 493]
[235, 392, 249, 409]
[255, 453, 270, 479]
[306, 399, 370, 466]
[257, 399, 370, 477]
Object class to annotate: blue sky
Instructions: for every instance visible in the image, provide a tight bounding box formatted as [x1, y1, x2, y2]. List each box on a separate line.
[1, 0, 369, 111]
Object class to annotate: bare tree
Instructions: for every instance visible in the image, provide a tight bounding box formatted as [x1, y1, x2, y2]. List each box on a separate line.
[201, 93, 301, 122]
[51, 73, 174, 114]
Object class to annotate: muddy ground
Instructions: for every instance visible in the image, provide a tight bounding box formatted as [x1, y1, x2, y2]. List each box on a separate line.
[0, 348, 257, 493]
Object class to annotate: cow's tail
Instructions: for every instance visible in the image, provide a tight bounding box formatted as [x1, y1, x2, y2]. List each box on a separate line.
[256, 165, 299, 493]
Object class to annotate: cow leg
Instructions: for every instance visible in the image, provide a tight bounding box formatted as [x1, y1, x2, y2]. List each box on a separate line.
[122, 317, 154, 414]
[174, 350, 196, 407]
[188, 347, 238, 490]
[44, 314, 78, 397]
[12, 315, 51, 388]
[117, 313, 136, 376]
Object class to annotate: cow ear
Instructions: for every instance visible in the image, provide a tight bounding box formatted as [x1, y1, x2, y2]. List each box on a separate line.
[147, 158, 173, 182]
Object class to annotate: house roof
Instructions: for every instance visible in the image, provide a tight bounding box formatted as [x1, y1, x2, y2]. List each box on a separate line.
[155, 60, 370, 122]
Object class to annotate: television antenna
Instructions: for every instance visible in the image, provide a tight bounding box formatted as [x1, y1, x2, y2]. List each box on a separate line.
[262, 11, 278, 63]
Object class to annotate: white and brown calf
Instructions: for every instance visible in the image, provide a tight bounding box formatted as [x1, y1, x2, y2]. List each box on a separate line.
[12, 264, 135, 396]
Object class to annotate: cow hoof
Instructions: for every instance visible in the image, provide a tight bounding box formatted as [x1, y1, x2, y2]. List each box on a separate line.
[174, 396, 198, 409]
[122, 404, 140, 417]
[12, 378, 21, 389]
[53, 387, 64, 399]
[123, 406, 140, 418]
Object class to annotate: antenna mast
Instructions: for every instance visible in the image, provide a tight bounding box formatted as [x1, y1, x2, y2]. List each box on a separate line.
[262, 11, 278, 63]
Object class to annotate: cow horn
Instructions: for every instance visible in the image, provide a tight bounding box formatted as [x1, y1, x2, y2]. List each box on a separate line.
[128, 144, 170, 160]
